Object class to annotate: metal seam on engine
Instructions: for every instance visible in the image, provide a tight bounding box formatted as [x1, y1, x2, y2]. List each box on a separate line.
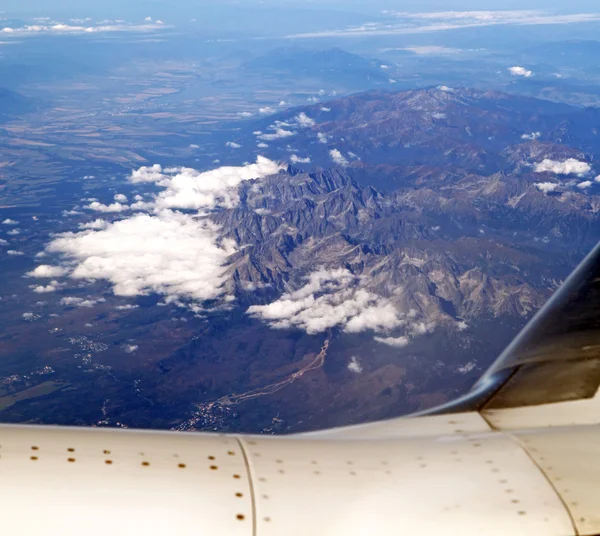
[235, 436, 257, 536]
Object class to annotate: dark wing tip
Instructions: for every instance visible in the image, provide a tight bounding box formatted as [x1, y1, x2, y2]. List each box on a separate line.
[427, 241, 600, 415]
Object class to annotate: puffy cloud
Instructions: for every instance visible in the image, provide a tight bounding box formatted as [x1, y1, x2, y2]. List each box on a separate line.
[577, 180, 593, 189]
[130, 164, 164, 183]
[32, 282, 60, 293]
[114, 193, 128, 203]
[521, 132, 541, 140]
[317, 133, 329, 144]
[374, 336, 410, 348]
[320, 107, 331, 112]
[247, 268, 405, 335]
[329, 149, 349, 166]
[23, 313, 35, 320]
[290, 155, 311, 164]
[60, 297, 106, 307]
[79, 219, 109, 230]
[7, 250, 23, 255]
[116, 304, 139, 310]
[535, 182, 559, 194]
[0, 238, 7, 245]
[27, 265, 68, 278]
[7, 229, 20, 235]
[295, 112, 316, 127]
[238, 112, 253, 118]
[257, 128, 296, 141]
[49, 212, 235, 301]
[347, 356, 363, 373]
[2, 218, 18, 225]
[509, 66, 533, 77]
[257, 142, 269, 148]
[131, 156, 283, 211]
[225, 141, 242, 149]
[41, 158, 283, 304]
[86, 201, 129, 213]
[534, 158, 591, 176]
[596, 175, 600, 183]
[259, 107, 275, 115]
[123, 344, 139, 353]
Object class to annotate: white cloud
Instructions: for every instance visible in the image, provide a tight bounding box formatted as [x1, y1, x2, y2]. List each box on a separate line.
[123, 344, 139, 353]
[7, 250, 23, 255]
[348, 356, 363, 374]
[27, 265, 68, 278]
[86, 201, 129, 213]
[295, 112, 316, 127]
[79, 219, 109, 230]
[238, 112, 253, 118]
[50, 212, 235, 301]
[595, 175, 600, 183]
[114, 193, 128, 203]
[577, 180, 593, 189]
[130, 156, 283, 212]
[23, 313, 35, 320]
[1, 20, 167, 36]
[521, 131, 541, 140]
[247, 268, 405, 335]
[32, 282, 60, 293]
[286, 10, 600, 38]
[329, 149, 349, 166]
[259, 107, 276, 115]
[60, 297, 105, 308]
[257, 128, 296, 141]
[144, 16, 153, 22]
[374, 336, 410, 348]
[509, 65, 533, 77]
[317, 133, 329, 144]
[0, 238, 7, 245]
[457, 321, 469, 331]
[226, 141, 242, 149]
[320, 107, 331, 112]
[391, 45, 462, 55]
[457, 361, 476, 374]
[2, 218, 18, 225]
[290, 155, 311, 164]
[189, 144, 200, 149]
[7, 229, 20, 235]
[257, 142, 269, 148]
[116, 304, 139, 310]
[534, 158, 591, 176]
[41, 158, 284, 305]
[535, 182, 559, 194]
